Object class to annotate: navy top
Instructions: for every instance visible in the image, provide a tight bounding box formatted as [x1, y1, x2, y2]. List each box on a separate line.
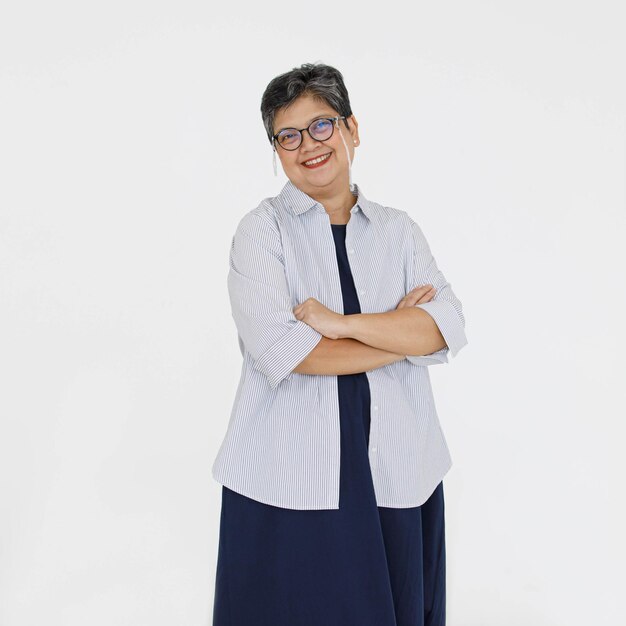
[331, 223, 376, 508]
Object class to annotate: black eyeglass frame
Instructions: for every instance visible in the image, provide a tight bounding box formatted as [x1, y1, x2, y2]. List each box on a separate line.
[271, 116, 349, 151]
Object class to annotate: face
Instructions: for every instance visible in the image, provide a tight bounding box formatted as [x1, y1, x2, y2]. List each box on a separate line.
[272, 94, 360, 196]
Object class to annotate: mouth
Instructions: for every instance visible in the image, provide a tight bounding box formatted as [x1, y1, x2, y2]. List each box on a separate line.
[301, 152, 332, 169]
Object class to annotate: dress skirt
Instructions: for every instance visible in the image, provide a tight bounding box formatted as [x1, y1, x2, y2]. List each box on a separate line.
[212, 223, 446, 626]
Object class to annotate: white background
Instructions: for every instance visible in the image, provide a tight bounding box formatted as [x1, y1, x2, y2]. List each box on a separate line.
[1, 1, 624, 624]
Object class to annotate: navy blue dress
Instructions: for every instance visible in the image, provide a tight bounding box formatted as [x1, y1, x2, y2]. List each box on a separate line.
[212, 222, 446, 626]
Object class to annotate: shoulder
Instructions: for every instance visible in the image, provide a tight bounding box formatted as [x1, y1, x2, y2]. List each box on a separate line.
[235, 198, 280, 234]
[232, 191, 288, 243]
[229, 196, 286, 261]
[365, 198, 434, 258]
[365, 197, 417, 241]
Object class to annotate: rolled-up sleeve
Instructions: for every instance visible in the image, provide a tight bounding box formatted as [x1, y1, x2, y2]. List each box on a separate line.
[227, 212, 323, 389]
[405, 218, 468, 366]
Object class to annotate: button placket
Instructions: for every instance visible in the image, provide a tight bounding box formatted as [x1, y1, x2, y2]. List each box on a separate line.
[323, 211, 344, 316]
[367, 373, 390, 498]
[372, 403, 378, 452]
[345, 230, 363, 310]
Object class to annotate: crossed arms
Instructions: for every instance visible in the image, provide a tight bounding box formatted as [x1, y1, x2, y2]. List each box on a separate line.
[228, 213, 467, 389]
[293, 292, 446, 376]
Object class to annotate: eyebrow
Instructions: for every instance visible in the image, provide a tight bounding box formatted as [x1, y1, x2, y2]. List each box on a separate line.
[275, 113, 336, 134]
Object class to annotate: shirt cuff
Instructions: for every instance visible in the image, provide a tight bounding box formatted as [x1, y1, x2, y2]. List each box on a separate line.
[405, 346, 449, 366]
[253, 321, 323, 389]
[412, 299, 468, 358]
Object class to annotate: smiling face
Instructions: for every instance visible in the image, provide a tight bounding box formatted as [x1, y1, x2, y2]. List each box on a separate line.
[272, 93, 360, 197]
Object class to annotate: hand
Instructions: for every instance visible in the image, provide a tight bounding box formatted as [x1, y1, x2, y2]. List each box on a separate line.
[395, 284, 436, 309]
[293, 298, 346, 340]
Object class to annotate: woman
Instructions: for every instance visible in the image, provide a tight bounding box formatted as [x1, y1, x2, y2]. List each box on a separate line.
[211, 62, 468, 626]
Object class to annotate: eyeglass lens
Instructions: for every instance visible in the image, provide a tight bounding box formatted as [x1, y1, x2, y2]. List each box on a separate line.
[276, 118, 334, 150]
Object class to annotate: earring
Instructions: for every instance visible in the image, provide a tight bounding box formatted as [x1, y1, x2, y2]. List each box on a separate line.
[353, 140, 357, 144]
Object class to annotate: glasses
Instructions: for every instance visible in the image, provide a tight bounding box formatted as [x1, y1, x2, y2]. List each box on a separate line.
[272, 116, 347, 151]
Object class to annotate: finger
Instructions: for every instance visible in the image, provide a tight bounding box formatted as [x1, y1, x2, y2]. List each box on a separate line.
[407, 285, 433, 301]
[397, 286, 435, 309]
[416, 287, 436, 304]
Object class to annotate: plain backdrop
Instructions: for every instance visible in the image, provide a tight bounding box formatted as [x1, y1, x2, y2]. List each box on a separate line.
[1, 1, 624, 625]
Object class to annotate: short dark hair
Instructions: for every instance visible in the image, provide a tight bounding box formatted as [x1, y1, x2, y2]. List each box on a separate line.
[260, 62, 353, 146]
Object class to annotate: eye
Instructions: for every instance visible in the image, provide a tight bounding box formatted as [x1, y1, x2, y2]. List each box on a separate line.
[312, 119, 332, 131]
[279, 130, 298, 141]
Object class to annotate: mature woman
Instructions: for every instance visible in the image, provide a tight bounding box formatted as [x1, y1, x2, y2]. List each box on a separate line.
[211, 62, 468, 625]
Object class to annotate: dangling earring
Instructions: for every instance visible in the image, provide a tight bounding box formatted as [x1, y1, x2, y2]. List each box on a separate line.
[272, 146, 277, 177]
[336, 119, 355, 192]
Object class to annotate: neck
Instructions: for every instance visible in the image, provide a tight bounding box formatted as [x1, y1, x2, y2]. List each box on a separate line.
[306, 183, 357, 224]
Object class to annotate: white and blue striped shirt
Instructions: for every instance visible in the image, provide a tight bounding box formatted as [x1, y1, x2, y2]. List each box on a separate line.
[211, 179, 468, 510]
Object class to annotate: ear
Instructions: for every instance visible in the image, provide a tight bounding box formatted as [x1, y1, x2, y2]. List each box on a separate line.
[347, 115, 360, 146]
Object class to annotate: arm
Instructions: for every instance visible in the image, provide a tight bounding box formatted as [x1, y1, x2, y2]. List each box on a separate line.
[227, 212, 323, 389]
[333, 217, 467, 366]
[338, 307, 447, 357]
[404, 217, 468, 364]
[293, 336, 406, 376]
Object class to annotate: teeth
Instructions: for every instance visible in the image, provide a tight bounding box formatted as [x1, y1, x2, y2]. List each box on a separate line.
[303, 153, 331, 166]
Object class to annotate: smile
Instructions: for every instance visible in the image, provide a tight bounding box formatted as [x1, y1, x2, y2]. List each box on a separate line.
[302, 152, 332, 168]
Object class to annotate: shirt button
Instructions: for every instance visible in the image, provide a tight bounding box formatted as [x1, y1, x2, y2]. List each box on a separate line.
[372, 447, 377, 452]
[348, 248, 355, 254]
[359, 289, 366, 295]
[373, 405, 378, 411]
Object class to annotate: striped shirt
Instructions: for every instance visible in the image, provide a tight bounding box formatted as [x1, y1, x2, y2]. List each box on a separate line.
[211, 179, 468, 510]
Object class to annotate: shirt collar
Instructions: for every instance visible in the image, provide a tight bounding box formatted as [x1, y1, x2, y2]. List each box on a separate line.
[277, 179, 374, 221]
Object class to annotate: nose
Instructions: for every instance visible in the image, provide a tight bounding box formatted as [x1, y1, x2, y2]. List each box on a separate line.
[300, 128, 323, 152]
